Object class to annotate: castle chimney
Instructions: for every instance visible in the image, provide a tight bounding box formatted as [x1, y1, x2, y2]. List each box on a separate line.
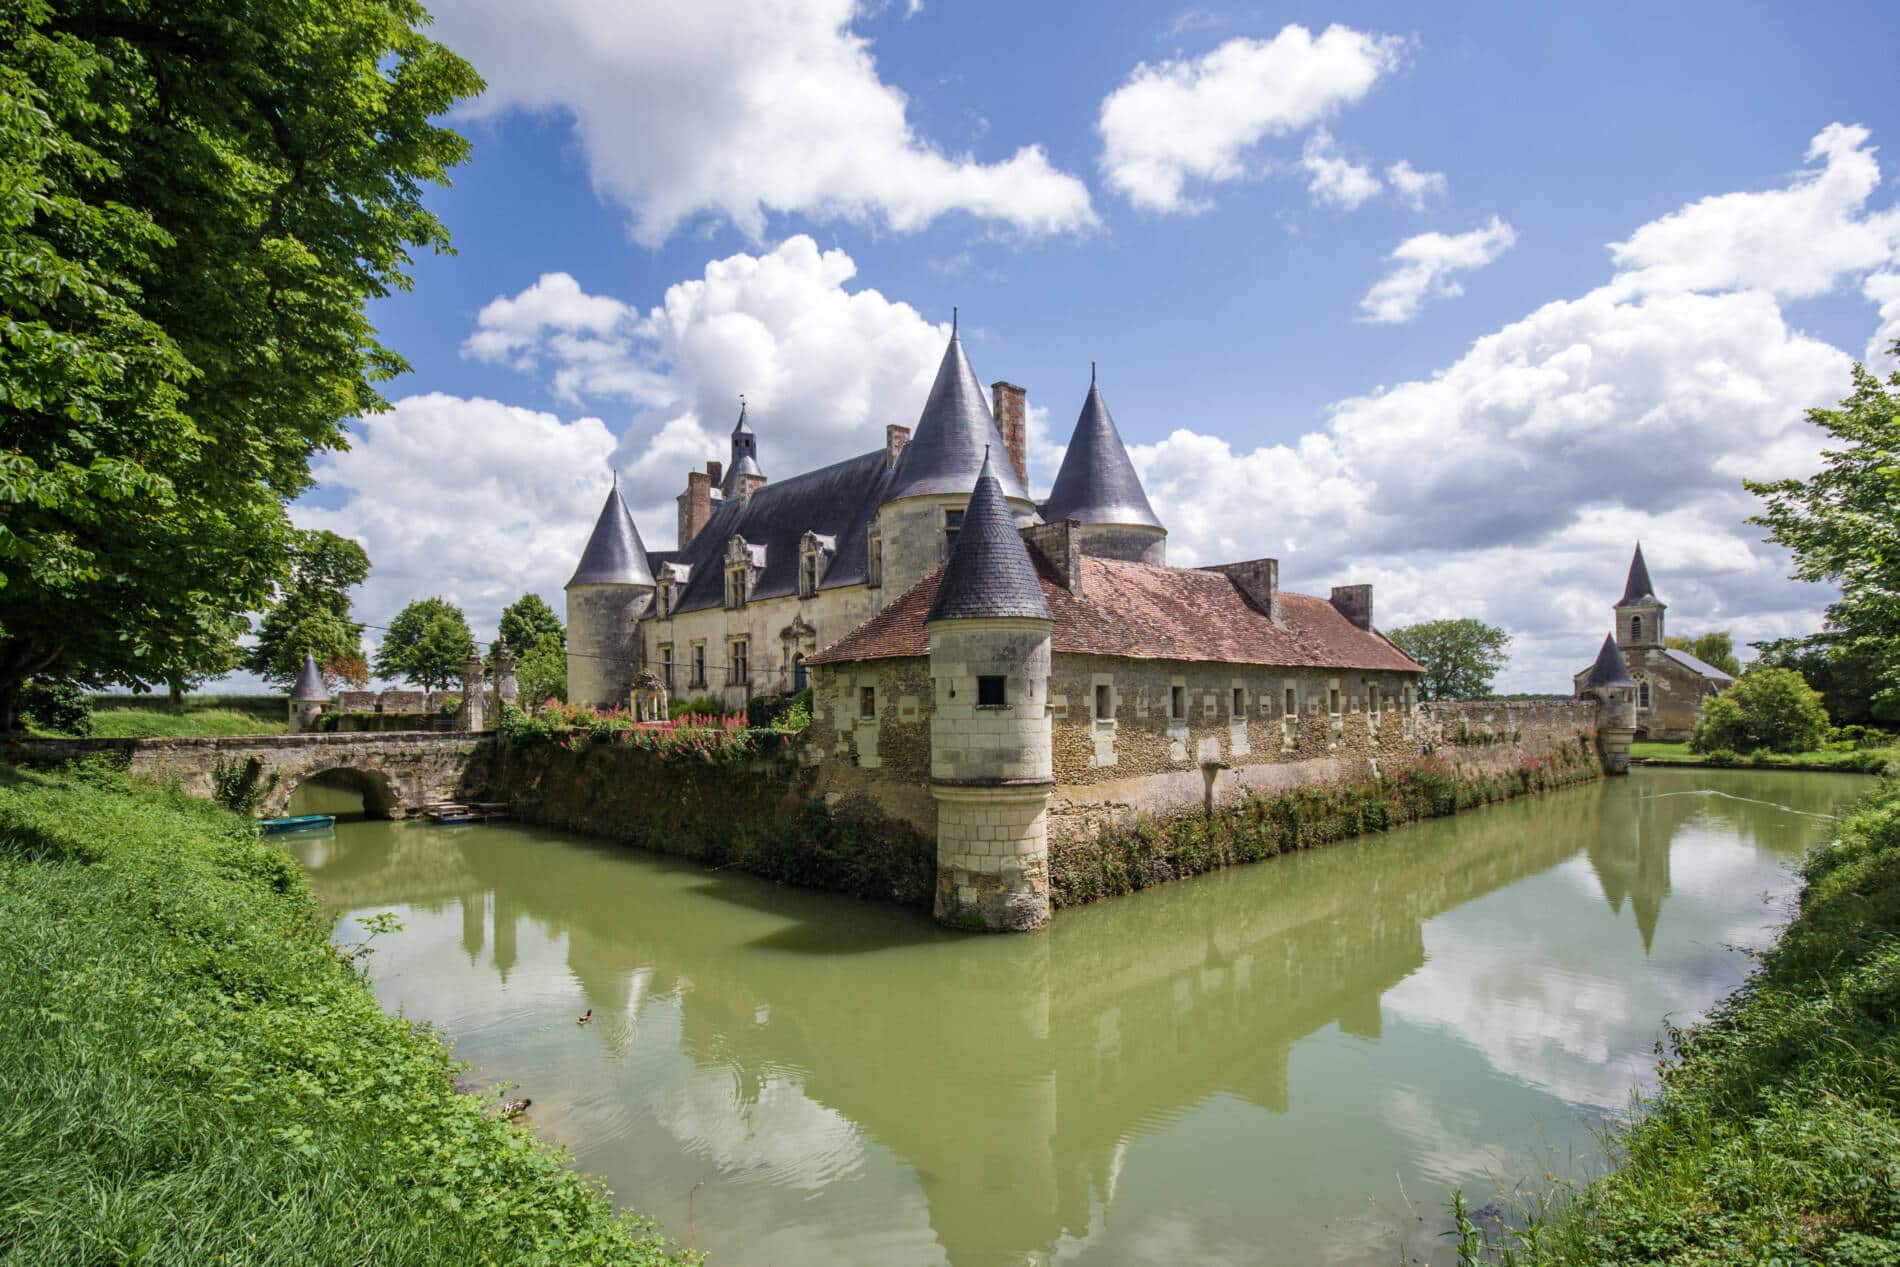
[1199, 558, 1280, 624]
[1330, 584, 1373, 630]
[677, 470, 711, 546]
[991, 381, 1028, 490]
[706, 459, 723, 486]
[885, 423, 910, 468]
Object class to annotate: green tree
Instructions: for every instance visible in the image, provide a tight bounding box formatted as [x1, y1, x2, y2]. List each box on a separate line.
[1746, 346, 1900, 713]
[0, 1, 478, 730]
[496, 593, 564, 658]
[246, 531, 371, 689]
[1666, 630, 1743, 677]
[515, 638, 567, 709]
[1690, 667, 1830, 755]
[1753, 634, 1898, 726]
[1386, 619, 1512, 700]
[375, 598, 472, 691]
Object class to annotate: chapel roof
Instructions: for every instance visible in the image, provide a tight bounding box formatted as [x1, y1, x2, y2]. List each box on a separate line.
[811, 554, 1424, 673]
[291, 652, 328, 701]
[1662, 647, 1736, 683]
[568, 483, 656, 588]
[1038, 377, 1163, 531]
[1616, 543, 1661, 608]
[928, 451, 1051, 622]
[883, 329, 1032, 504]
[1583, 633, 1636, 688]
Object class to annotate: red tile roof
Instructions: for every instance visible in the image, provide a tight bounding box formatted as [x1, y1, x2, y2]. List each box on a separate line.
[809, 555, 1424, 674]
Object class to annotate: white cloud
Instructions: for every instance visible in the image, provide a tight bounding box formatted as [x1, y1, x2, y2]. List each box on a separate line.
[1385, 159, 1447, 210]
[297, 395, 620, 654]
[1358, 217, 1517, 323]
[429, 0, 1094, 245]
[1098, 24, 1405, 212]
[1865, 270, 1900, 369]
[1300, 129, 1382, 210]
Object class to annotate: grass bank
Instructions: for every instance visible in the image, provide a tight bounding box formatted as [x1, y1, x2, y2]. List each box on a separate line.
[1467, 777, 1900, 1265]
[1053, 742, 1600, 907]
[0, 758, 694, 1266]
[1631, 738, 1892, 775]
[33, 693, 291, 738]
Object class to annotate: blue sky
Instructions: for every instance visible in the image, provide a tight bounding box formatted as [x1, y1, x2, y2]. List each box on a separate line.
[296, 0, 1900, 690]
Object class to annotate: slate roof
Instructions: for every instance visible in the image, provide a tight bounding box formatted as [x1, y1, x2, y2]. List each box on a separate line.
[1039, 381, 1163, 530]
[1582, 634, 1635, 689]
[663, 447, 897, 615]
[811, 554, 1424, 672]
[884, 332, 1032, 504]
[568, 484, 656, 587]
[291, 652, 328, 701]
[1616, 543, 1661, 607]
[1663, 647, 1735, 683]
[721, 402, 764, 495]
[927, 452, 1051, 622]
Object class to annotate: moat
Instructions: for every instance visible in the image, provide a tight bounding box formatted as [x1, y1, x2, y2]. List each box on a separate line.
[284, 768, 1863, 1266]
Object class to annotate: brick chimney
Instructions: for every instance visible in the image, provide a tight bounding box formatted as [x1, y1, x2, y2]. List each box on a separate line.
[885, 423, 910, 468]
[1330, 584, 1373, 630]
[1198, 559, 1280, 624]
[706, 458, 723, 487]
[1022, 518, 1082, 595]
[677, 470, 711, 546]
[991, 381, 1028, 489]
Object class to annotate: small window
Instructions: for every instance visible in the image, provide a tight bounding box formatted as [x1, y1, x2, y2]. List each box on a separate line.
[859, 686, 876, 719]
[977, 675, 1007, 708]
[1630, 615, 1642, 642]
[1170, 685, 1185, 720]
[691, 643, 706, 688]
[866, 531, 883, 588]
[1232, 688, 1245, 716]
[1284, 687, 1297, 717]
[943, 508, 964, 555]
[660, 645, 674, 690]
[1328, 688, 1341, 716]
[1095, 683, 1113, 721]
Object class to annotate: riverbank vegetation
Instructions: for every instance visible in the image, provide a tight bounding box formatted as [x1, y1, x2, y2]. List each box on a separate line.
[1053, 741, 1599, 906]
[1634, 737, 1893, 775]
[0, 758, 694, 1265]
[1465, 775, 1900, 1265]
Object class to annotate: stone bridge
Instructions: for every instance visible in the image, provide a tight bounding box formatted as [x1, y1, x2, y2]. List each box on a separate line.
[9, 731, 494, 819]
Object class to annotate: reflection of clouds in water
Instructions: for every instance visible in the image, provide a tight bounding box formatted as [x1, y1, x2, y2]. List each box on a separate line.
[651, 1064, 867, 1191]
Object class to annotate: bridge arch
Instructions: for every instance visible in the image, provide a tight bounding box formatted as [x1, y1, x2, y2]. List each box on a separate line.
[279, 766, 401, 819]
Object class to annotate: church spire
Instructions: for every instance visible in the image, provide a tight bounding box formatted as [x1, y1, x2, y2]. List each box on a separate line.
[1616, 543, 1660, 608]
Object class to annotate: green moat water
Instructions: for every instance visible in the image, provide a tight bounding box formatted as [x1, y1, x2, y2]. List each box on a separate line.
[283, 768, 1865, 1266]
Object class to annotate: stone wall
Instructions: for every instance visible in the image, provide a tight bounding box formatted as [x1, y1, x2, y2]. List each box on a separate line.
[804, 656, 936, 833]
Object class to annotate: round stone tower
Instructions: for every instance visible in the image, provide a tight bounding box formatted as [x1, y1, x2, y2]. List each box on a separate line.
[926, 451, 1055, 932]
[1581, 632, 1638, 774]
[1038, 367, 1168, 565]
[565, 480, 656, 710]
[878, 321, 1037, 600]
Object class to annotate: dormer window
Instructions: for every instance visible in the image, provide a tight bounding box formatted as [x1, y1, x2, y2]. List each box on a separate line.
[723, 535, 760, 609]
[943, 508, 964, 556]
[798, 532, 835, 599]
[655, 577, 671, 618]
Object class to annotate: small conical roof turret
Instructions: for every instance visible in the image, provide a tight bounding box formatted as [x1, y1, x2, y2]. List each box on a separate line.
[887, 326, 1031, 504]
[1616, 543, 1661, 608]
[1040, 372, 1163, 530]
[1584, 633, 1635, 689]
[928, 451, 1050, 622]
[291, 652, 328, 701]
[566, 481, 656, 588]
[722, 398, 764, 494]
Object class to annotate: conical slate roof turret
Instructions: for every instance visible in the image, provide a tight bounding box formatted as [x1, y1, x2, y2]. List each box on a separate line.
[1584, 633, 1635, 689]
[1039, 372, 1163, 530]
[928, 451, 1050, 622]
[886, 326, 1031, 504]
[566, 481, 656, 588]
[291, 652, 328, 702]
[1616, 543, 1661, 608]
[722, 399, 764, 493]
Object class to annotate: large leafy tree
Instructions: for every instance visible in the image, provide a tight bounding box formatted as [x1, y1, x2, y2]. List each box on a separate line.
[1747, 347, 1900, 714]
[1665, 630, 1743, 677]
[1752, 635, 1897, 725]
[375, 597, 471, 691]
[0, 1, 478, 729]
[496, 593, 564, 657]
[1387, 618, 1512, 700]
[245, 530, 371, 689]
[1689, 667, 1830, 755]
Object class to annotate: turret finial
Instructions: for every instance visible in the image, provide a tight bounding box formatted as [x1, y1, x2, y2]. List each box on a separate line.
[1091, 360, 1096, 387]
[952, 306, 958, 335]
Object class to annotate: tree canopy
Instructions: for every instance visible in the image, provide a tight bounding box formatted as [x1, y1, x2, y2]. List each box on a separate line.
[1666, 631, 1743, 677]
[515, 638, 567, 709]
[374, 597, 472, 691]
[0, 0, 478, 728]
[1746, 346, 1900, 714]
[1386, 619, 1512, 700]
[497, 594, 564, 657]
[1690, 667, 1830, 755]
[245, 531, 371, 689]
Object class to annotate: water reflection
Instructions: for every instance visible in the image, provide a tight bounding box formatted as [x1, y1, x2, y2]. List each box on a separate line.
[287, 768, 1862, 1267]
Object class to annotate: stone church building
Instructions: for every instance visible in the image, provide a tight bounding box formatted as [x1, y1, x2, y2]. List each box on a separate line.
[560, 325, 1459, 927]
[1572, 545, 1733, 741]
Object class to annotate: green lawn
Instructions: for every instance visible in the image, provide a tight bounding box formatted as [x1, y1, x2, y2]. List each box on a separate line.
[1631, 739, 1892, 774]
[32, 694, 289, 739]
[0, 758, 694, 1266]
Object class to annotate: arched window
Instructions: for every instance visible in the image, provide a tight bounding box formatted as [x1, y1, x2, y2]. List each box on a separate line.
[1638, 681, 1651, 709]
[1630, 614, 1643, 642]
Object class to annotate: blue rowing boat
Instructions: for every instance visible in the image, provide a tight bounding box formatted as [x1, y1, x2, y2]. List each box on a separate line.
[259, 814, 336, 834]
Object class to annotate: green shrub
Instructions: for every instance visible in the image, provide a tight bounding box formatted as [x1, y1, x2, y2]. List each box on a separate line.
[0, 759, 694, 1265]
[667, 694, 724, 720]
[1691, 667, 1831, 754]
[20, 678, 91, 735]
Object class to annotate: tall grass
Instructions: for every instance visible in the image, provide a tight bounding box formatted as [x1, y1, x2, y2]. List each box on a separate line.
[1466, 777, 1900, 1265]
[0, 758, 694, 1266]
